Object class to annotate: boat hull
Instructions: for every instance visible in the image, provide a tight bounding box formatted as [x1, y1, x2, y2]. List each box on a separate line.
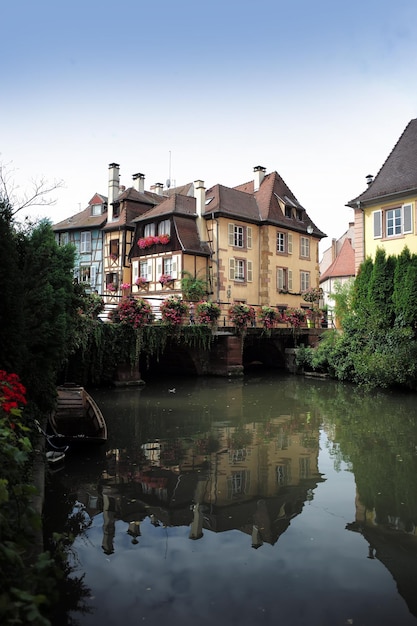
[49, 385, 107, 447]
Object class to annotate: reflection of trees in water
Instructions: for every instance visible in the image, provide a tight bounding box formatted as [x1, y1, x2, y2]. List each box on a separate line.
[308, 382, 417, 530]
[43, 472, 97, 626]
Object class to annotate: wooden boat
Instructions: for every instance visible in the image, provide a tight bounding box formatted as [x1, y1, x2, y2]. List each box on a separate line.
[49, 384, 107, 446]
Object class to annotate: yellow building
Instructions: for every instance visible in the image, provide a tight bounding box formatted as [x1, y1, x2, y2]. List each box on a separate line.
[130, 165, 326, 312]
[347, 119, 417, 273]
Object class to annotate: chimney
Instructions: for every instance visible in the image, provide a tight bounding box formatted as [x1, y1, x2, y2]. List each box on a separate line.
[132, 173, 145, 193]
[153, 182, 164, 196]
[253, 165, 266, 192]
[194, 179, 206, 242]
[366, 174, 374, 186]
[108, 163, 120, 221]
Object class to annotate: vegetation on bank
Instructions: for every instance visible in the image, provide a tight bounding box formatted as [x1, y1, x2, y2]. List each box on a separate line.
[297, 247, 417, 390]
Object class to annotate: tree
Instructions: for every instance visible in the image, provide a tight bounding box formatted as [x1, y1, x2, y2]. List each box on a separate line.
[0, 161, 64, 217]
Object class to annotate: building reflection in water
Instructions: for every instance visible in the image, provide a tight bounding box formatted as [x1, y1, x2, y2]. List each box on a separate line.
[76, 411, 324, 555]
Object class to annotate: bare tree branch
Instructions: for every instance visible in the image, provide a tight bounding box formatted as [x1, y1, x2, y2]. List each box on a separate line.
[0, 161, 65, 217]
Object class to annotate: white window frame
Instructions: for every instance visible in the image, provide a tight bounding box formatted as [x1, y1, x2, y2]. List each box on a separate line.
[158, 219, 170, 236]
[228, 223, 251, 248]
[277, 232, 286, 253]
[80, 231, 91, 254]
[229, 258, 252, 283]
[144, 223, 155, 237]
[300, 271, 310, 292]
[300, 236, 310, 259]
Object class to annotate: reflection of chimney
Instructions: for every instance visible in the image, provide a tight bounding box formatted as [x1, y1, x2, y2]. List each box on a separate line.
[132, 173, 145, 193]
[189, 503, 204, 540]
[194, 179, 206, 242]
[108, 163, 120, 222]
[253, 165, 266, 192]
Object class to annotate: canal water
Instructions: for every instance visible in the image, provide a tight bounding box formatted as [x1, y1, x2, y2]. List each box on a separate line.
[44, 373, 417, 626]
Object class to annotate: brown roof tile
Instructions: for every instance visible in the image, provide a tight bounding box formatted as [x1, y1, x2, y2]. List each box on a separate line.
[134, 194, 196, 221]
[347, 118, 417, 206]
[203, 184, 260, 222]
[52, 204, 107, 231]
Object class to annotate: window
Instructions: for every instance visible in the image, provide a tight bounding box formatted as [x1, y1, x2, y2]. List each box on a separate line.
[58, 232, 69, 246]
[228, 470, 250, 498]
[80, 231, 91, 253]
[80, 264, 97, 287]
[163, 257, 173, 276]
[285, 206, 292, 218]
[158, 219, 170, 236]
[106, 272, 118, 290]
[277, 231, 293, 254]
[277, 267, 293, 291]
[229, 258, 253, 282]
[300, 237, 310, 259]
[91, 203, 102, 216]
[373, 204, 413, 238]
[386, 208, 402, 237]
[109, 239, 119, 259]
[276, 462, 291, 485]
[299, 457, 310, 479]
[228, 223, 252, 249]
[300, 271, 310, 292]
[144, 223, 155, 237]
[296, 209, 303, 221]
[140, 260, 149, 279]
[277, 232, 286, 253]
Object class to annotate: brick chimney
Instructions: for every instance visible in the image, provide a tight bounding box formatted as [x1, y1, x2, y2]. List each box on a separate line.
[132, 173, 145, 193]
[108, 163, 120, 221]
[253, 165, 266, 192]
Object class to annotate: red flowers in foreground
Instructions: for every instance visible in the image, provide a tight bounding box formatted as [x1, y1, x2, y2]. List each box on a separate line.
[0, 370, 27, 414]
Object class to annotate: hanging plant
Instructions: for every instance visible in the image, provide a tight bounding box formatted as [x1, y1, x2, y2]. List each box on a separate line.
[160, 296, 189, 325]
[229, 303, 256, 334]
[109, 297, 154, 329]
[283, 307, 306, 328]
[258, 306, 281, 332]
[196, 301, 221, 325]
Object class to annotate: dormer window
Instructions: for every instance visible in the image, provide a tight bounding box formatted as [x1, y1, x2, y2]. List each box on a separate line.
[144, 223, 155, 237]
[91, 203, 102, 216]
[285, 206, 292, 218]
[158, 219, 170, 236]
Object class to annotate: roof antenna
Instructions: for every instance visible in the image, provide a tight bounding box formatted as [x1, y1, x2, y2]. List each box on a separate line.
[166, 150, 172, 188]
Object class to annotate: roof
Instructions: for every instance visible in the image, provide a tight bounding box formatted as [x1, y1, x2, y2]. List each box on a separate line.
[103, 186, 165, 231]
[231, 171, 326, 237]
[134, 194, 196, 221]
[204, 184, 260, 222]
[174, 215, 211, 256]
[347, 118, 417, 207]
[320, 237, 355, 283]
[52, 203, 107, 231]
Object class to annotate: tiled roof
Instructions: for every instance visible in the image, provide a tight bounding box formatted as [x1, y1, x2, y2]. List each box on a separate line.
[347, 118, 417, 207]
[52, 204, 107, 231]
[320, 237, 355, 282]
[134, 194, 196, 221]
[203, 184, 260, 222]
[235, 171, 326, 237]
[174, 215, 210, 256]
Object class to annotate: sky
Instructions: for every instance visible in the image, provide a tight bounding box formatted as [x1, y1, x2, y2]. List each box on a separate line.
[2, 0, 417, 256]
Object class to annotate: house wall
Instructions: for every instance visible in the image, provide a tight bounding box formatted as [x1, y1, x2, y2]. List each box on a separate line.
[363, 194, 417, 261]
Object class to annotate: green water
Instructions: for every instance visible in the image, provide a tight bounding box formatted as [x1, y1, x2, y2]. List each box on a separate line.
[44, 373, 417, 626]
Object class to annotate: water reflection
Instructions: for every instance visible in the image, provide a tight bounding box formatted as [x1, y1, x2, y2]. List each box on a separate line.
[45, 374, 417, 626]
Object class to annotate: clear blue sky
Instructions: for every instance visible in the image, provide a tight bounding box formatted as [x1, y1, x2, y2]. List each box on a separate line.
[2, 0, 417, 254]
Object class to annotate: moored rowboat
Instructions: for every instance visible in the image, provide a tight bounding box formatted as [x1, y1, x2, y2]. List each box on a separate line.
[49, 384, 107, 446]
